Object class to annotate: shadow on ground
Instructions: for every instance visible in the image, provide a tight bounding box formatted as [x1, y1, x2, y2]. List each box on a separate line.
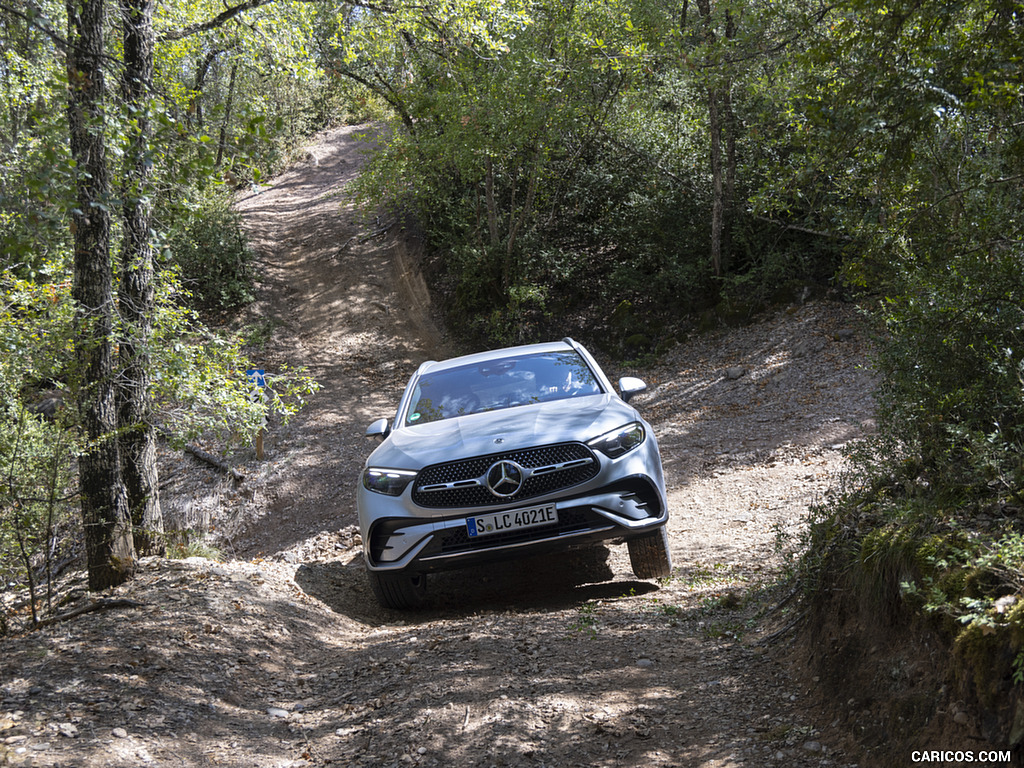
[294, 545, 659, 625]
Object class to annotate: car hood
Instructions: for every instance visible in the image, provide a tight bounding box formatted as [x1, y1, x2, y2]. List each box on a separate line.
[367, 395, 641, 469]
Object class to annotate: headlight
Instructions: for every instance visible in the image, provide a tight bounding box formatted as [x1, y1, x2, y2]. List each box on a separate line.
[588, 422, 646, 458]
[362, 468, 417, 496]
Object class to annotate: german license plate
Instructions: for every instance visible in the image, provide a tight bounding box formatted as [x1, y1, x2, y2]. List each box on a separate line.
[466, 504, 558, 537]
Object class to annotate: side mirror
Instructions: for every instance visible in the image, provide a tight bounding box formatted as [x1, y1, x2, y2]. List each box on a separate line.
[618, 377, 647, 403]
[365, 418, 390, 440]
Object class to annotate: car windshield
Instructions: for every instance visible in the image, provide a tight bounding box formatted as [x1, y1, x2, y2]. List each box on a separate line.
[404, 351, 602, 426]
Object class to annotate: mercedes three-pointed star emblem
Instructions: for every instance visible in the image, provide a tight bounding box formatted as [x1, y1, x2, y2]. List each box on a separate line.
[485, 460, 525, 498]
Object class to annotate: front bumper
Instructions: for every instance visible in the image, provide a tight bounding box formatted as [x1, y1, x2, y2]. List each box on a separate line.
[363, 475, 667, 573]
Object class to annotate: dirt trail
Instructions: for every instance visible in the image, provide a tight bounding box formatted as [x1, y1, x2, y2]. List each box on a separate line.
[0, 125, 877, 768]
[177, 124, 448, 558]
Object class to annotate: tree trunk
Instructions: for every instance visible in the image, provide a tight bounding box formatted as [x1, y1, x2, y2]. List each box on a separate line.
[722, 85, 737, 268]
[695, 0, 738, 279]
[707, 86, 724, 277]
[721, 12, 738, 271]
[485, 156, 500, 247]
[120, 0, 164, 556]
[189, 47, 230, 129]
[66, 0, 136, 591]
[215, 63, 237, 169]
[503, 146, 541, 291]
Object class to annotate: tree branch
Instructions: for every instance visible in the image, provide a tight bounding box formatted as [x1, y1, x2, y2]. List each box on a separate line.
[185, 444, 245, 482]
[325, 63, 416, 132]
[30, 598, 146, 630]
[160, 0, 395, 41]
[753, 215, 854, 241]
[0, 0, 68, 52]
[598, 130, 696, 193]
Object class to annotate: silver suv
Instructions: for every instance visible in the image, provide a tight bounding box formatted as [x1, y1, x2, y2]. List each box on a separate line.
[357, 338, 671, 609]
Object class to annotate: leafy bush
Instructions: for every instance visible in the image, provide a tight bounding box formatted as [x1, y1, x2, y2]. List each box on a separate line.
[146, 271, 320, 447]
[165, 193, 256, 312]
[873, 248, 1024, 497]
[791, 0, 1024, 681]
[0, 275, 79, 631]
[0, 405, 78, 632]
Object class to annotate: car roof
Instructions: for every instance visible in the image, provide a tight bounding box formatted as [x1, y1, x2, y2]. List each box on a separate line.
[415, 339, 579, 377]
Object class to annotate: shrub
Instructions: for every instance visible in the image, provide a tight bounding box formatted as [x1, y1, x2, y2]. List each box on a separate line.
[873, 248, 1024, 498]
[0, 404, 78, 632]
[165, 194, 256, 312]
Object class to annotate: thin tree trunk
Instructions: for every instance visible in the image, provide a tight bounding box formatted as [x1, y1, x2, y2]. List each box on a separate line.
[707, 86, 724, 277]
[66, 0, 136, 591]
[485, 156, 499, 247]
[722, 85, 737, 269]
[507, 153, 540, 256]
[120, 0, 163, 556]
[189, 49, 222, 129]
[693, 0, 740, 278]
[720, 11, 738, 271]
[504, 146, 541, 289]
[695, 0, 724, 277]
[215, 63, 237, 169]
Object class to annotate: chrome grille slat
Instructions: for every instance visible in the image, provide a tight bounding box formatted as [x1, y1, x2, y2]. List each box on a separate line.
[419, 479, 484, 492]
[531, 457, 592, 476]
[412, 442, 599, 508]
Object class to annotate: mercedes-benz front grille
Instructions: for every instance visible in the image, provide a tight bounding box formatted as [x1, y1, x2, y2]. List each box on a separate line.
[411, 442, 599, 508]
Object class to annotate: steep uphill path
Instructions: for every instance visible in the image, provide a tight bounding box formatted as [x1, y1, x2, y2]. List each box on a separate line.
[0, 124, 879, 768]
[203, 124, 448, 558]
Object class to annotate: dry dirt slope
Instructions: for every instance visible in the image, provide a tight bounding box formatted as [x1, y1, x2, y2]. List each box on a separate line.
[1, 124, 878, 768]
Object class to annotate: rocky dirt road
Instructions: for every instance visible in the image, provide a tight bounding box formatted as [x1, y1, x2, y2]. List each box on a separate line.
[0, 124, 876, 767]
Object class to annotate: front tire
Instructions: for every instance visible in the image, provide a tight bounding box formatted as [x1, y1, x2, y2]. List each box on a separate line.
[367, 569, 428, 610]
[627, 527, 672, 579]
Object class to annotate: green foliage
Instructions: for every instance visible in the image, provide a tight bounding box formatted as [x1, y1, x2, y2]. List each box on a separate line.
[790, 0, 1024, 680]
[792, 0, 1024, 641]
[0, 6, 73, 280]
[341, 0, 688, 346]
[898, 532, 1024, 629]
[0, 273, 79, 631]
[570, 600, 600, 636]
[890, 531, 1024, 707]
[0, 0, 350, 598]
[0, 247, 318, 625]
[0, 271, 75, 393]
[147, 270, 319, 447]
[874, 250, 1024, 496]
[165, 192, 257, 311]
[165, 530, 224, 561]
[335, 0, 858, 348]
[0, 135, 74, 278]
[0, 406, 78, 632]
[154, 0, 350, 183]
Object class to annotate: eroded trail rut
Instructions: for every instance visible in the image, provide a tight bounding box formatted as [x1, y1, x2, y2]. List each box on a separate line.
[1, 125, 874, 768]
